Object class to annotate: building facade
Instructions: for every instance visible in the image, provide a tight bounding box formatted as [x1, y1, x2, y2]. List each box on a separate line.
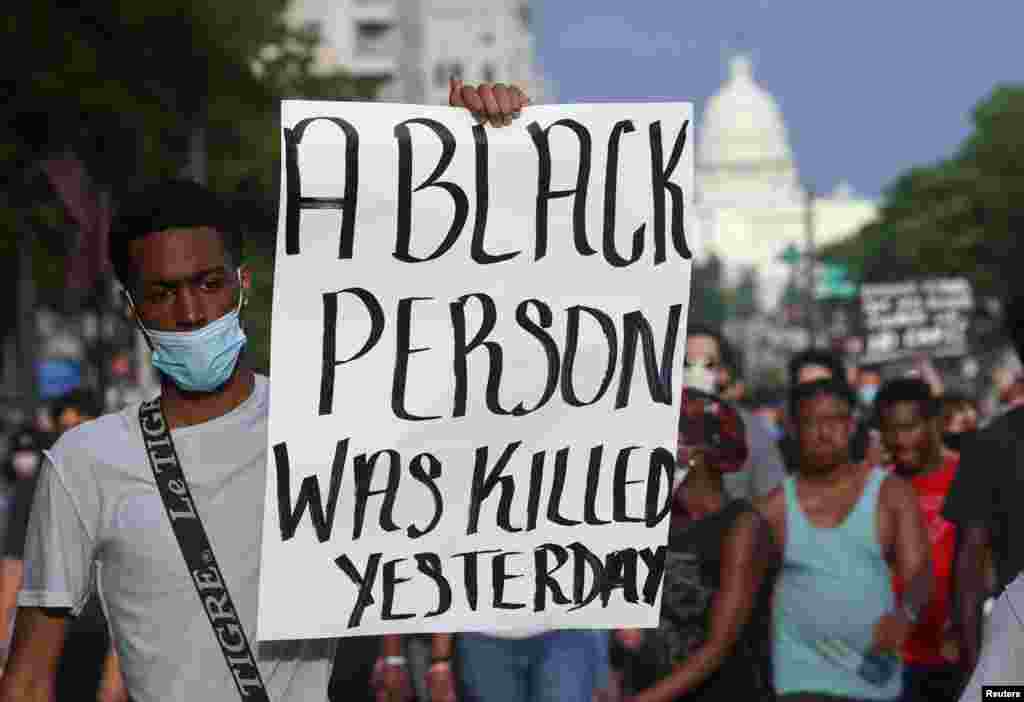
[693, 55, 878, 384]
[694, 55, 876, 310]
[289, 0, 553, 104]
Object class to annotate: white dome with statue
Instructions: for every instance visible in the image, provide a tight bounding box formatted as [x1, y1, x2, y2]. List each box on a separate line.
[697, 55, 802, 208]
[693, 54, 877, 318]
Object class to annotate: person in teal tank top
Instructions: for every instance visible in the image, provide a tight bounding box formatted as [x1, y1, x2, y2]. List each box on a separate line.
[756, 379, 932, 702]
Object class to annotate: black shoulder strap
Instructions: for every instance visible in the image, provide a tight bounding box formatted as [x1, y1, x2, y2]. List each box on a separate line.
[139, 399, 271, 701]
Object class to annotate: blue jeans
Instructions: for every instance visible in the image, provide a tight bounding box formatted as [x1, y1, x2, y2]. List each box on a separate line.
[457, 631, 606, 702]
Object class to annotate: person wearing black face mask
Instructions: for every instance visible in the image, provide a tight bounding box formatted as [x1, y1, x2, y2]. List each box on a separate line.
[613, 387, 776, 702]
[685, 324, 787, 500]
[939, 394, 978, 453]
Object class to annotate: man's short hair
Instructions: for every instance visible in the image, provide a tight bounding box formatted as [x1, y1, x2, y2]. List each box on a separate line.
[874, 378, 939, 423]
[109, 179, 243, 289]
[788, 349, 846, 388]
[789, 378, 857, 421]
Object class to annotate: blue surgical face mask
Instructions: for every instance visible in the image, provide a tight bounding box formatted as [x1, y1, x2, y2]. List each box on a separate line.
[131, 272, 248, 393]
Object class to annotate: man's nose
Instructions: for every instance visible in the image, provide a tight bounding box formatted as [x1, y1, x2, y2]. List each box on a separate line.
[890, 430, 915, 452]
[175, 288, 207, 330]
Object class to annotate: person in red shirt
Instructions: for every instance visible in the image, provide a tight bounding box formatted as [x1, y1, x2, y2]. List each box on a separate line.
[876, 378, 964, 702]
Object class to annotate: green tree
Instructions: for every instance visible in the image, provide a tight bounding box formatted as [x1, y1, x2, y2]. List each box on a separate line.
[822, 84, 1024, 300]
[1, 3, 380, 374]
[689, 254, 728, 328]
[732, 266, 760, 319]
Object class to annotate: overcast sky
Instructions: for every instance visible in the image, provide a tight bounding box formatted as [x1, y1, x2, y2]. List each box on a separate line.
[533, 1, 1023, 199]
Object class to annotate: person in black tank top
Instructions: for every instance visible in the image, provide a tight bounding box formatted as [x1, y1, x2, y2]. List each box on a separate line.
[613, 389, 777, 702]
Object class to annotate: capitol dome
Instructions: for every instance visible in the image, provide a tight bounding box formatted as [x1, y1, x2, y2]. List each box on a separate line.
[699, 55, 795, 170]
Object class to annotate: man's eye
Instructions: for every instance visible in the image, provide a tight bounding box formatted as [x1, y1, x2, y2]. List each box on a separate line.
[145, 289, 174, 303]
[201, 277, 226, 291]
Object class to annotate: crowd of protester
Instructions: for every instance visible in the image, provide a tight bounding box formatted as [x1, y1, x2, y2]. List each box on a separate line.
[350, 309, 1023, 702]
[1, 311, 1018, 702]
[0, 80, 1019, 702]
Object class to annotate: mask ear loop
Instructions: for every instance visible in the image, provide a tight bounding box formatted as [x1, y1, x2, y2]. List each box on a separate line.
[236, 268, 247, 312]
[123, 288, 156, 352]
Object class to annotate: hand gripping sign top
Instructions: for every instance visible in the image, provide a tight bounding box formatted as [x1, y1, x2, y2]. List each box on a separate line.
[258, 99, 694, 640]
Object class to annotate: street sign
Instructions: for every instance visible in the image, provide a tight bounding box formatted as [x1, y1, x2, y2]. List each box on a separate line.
[815, 263, 858, 300]
[779, 243, 801, 265]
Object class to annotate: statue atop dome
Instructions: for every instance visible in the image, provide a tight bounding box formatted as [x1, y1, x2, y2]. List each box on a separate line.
[696, 54, 801, 211]
[698, 54, 797, 177]
[729, 54, 753, 81]
[692, 53, 877, 320]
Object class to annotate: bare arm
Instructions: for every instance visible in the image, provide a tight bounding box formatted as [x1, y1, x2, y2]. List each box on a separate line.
[753, 487, 786, 568]
[630, 511, 768, 702]
[430, 633, 453, 661]
[0, 559, 23, 664]
[0, 607, 68, 702]
[97, 645, 129, 702]
[380, 633, 403, 658]
[885, 476, 932, 618]
[427, 634, 456, 702]
[951, 522, 990, 673]
[376, 635, 411, 702]
[888, 478, 937, 613]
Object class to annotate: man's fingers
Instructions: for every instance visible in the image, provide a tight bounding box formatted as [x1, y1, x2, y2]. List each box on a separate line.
[511, 85, 531, 110]
[454, 82, 533, 126]
[494, 83, 515, 120]
[477, 84, 503, 127]
[448, 77, 465, 107]
[459, 85, 487, 119]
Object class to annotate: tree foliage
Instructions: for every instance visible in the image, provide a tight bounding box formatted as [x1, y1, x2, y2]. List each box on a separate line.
[822, 84, 1024, 301]
[689, 254, 728, 328]
[732, 266, 760, 319]
[1, 2, 380, 373]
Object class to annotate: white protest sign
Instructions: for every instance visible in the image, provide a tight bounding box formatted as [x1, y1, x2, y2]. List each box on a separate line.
[258, 100, 694, 640]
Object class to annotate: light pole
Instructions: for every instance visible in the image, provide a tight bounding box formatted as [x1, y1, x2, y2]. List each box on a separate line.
[803, 183, 819, 345]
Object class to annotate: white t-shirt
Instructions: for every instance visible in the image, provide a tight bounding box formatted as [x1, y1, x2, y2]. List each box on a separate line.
[958, 573, 1024, 701]
[18, 376, 335, 702]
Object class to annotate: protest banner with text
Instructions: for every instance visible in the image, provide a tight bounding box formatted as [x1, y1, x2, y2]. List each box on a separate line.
[257, 100, 694, 639]
[857, 277, 973, 365]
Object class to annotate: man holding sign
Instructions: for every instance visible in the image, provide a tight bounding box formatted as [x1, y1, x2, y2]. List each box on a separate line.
[0, 83, 527, 702]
